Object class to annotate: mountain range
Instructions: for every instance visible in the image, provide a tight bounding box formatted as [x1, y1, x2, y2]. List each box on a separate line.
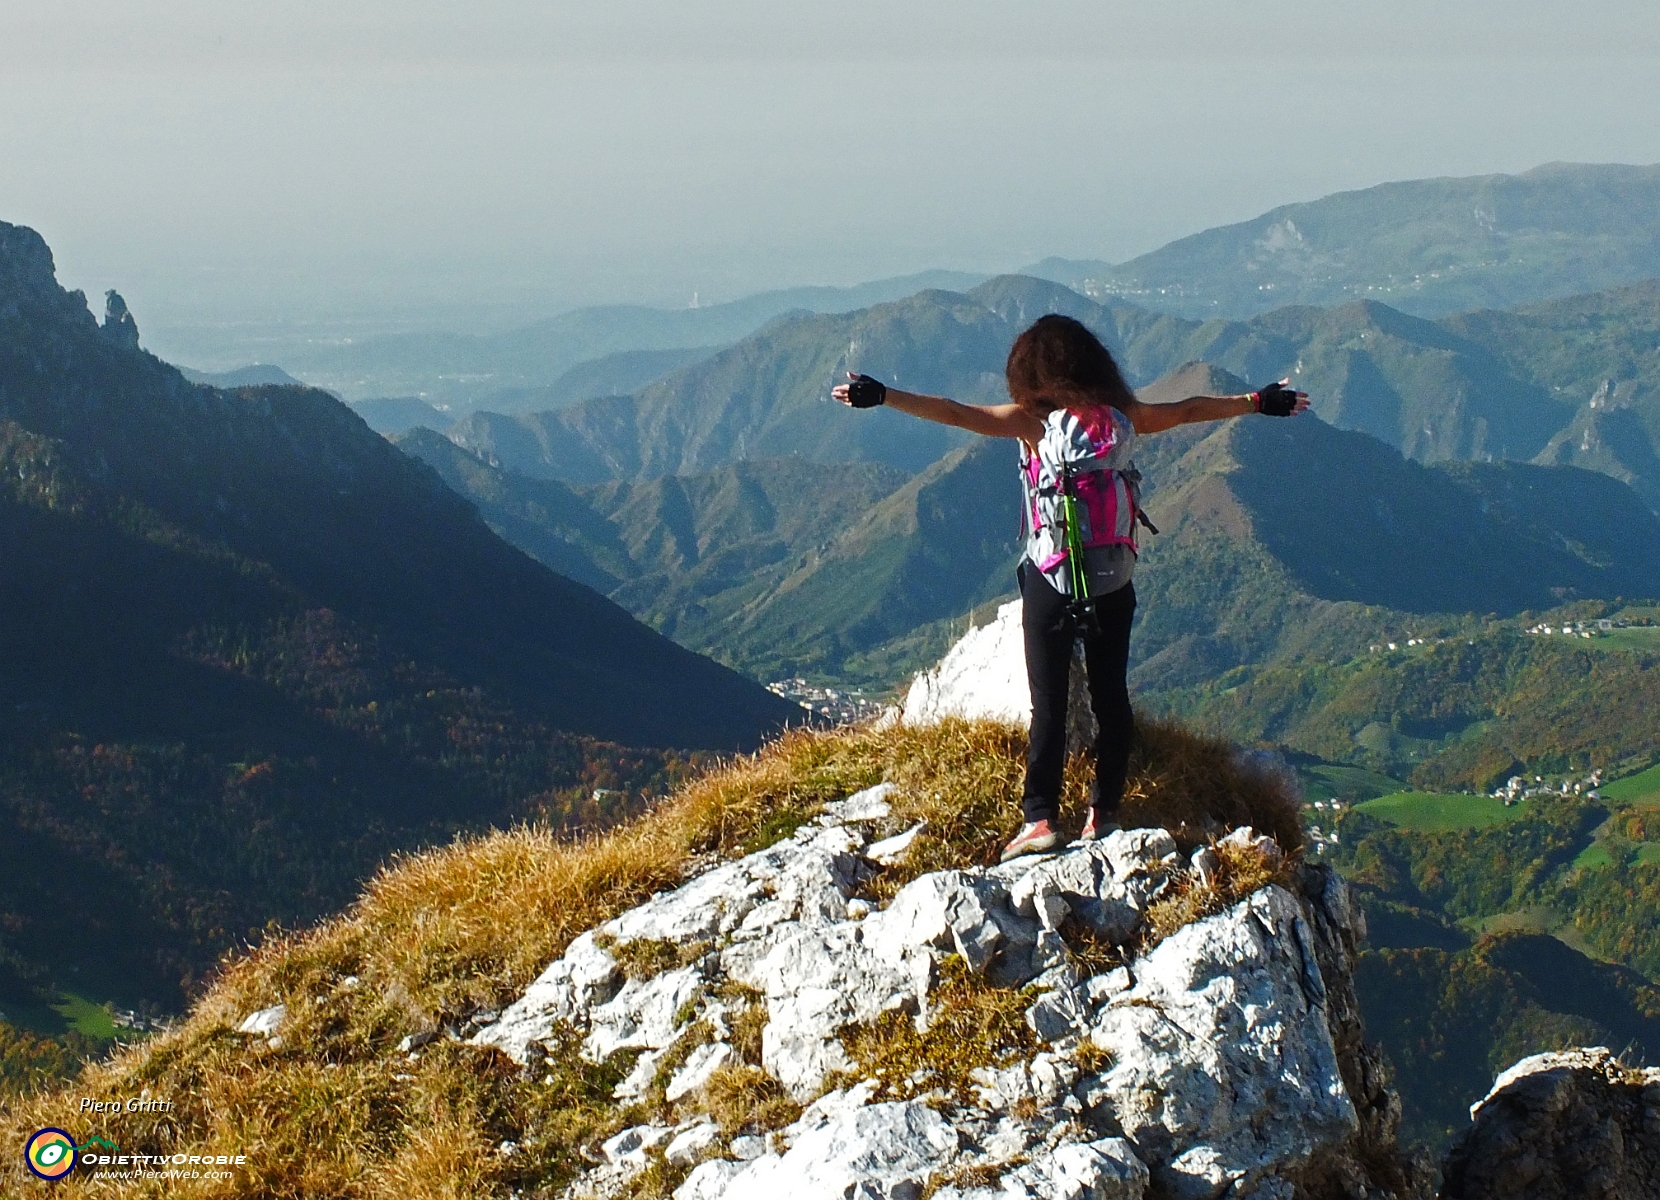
[0, 220, 798, 1015]
[402, 354, 1660, 708]
[250, 269, 987, 406]
[438, 271, 1660, 517]
[1038, 162, 1660, 320]
[195, 163, 1660, 420]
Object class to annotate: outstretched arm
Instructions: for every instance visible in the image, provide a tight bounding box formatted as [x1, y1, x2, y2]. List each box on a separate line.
[1123, 379, 1309, 435]
[833, 373, 1043, 441]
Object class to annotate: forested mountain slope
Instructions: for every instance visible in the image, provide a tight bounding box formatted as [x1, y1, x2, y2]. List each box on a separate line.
[0, 220, 797, 1019]
[410, 356, 1660, 705]
[446, 272, 1660, 509]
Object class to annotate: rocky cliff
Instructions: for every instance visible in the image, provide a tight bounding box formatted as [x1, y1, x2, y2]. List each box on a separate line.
[475, 788, 1425, 1200]
[1440, 1047, 1660, 1200]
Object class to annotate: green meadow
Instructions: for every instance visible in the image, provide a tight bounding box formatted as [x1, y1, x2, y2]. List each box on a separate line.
[1602, 762, 1660, 805]
[1354, 791, 1532, 831]
[1299, 764, 1405, 804]
[50, 993, 120, 1040]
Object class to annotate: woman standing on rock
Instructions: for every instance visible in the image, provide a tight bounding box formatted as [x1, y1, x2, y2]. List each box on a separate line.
[834, 315, 1307, 861]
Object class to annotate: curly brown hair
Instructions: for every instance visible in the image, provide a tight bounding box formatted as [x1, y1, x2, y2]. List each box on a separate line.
[1005, 314, 1135, 418]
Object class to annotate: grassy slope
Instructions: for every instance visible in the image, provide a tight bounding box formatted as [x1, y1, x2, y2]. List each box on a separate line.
[1150, 619, 1660, 791]
[1354, 793, 1533, 832]
[1601, 762, 1660, 804]
[0, 717, 1300, 1199]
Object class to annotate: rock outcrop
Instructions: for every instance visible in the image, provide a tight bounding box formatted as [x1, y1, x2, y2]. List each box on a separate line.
[901, 598, 1099, 752]
[902, 602, 1029, 727]
[1441, 1047, 1660, 1200]
[101, 288, 140, 349]
[475, 785, 1424, 1199]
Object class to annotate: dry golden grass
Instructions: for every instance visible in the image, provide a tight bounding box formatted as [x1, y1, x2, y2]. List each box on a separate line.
[620, 1147, 687, 1200]
[717, 984, 768, 1067]
[921, 1157, 1027, 1199]
[1057, 915, 1125, 979]
[833, 956, 1039, 1103]
[597, 936, 713, 981]
[1071, 1038, 1113, 1076]
[699, 1063, 802, 1136]
[1118, 719, 1304, 855]
[0, 715, 1299, 1198]
[1141, 839, 1300, 949]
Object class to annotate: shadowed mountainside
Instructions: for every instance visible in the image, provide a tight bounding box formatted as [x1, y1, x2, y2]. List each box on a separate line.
[0, 219, 798, 1015]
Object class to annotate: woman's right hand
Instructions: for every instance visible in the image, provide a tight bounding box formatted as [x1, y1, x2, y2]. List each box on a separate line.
[833, 372, 888, 408]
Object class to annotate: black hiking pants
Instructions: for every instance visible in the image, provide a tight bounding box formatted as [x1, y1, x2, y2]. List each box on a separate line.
[1018, 559, 1136, 826]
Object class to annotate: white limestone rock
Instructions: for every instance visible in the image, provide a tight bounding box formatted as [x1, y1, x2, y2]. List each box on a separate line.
[1007, 829, 1178, 944]
[991, 1137, 1150, 1200]
[726, 859, 1067, 1102]
[606, 824, 864, 946]
[865, 821, 927, 865]
[901, 600, 1028, 727]
[865, 870, 1020, 976]
[1085, 967, 1132, 1008]
[666, 1041, 734, 1103]
[735, 922, 916, 1101]
[236, 1004, 287, 1036]
[612, 1046, 669, 1101]
[474, 826, 863, 1064]
[676, 1158, 748, 1199]
[480, 803, 1395, 1200]
[1216, 825, 1283, 870]
[820, 782, 898, 824]
[470, 930, 620, 1062]
[715, 1098, 961, 1200]
[665, 1120, 723, 1167]
[601, 1122, 677, 1168]
[969, 1053, 1079, 1114]
[1080, 886, 1357, 1199]
[586, 964, 705, 1061]
[1026, 986, 1090, 1043]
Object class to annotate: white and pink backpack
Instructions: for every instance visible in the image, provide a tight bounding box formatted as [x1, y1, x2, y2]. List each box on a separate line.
[1019, 405, 1151, 597]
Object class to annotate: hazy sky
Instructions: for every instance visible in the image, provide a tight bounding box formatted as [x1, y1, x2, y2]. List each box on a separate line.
[5, 0, 1660, 336]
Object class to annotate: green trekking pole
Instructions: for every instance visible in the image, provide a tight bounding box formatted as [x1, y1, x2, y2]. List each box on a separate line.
[1059, 468, 1098, 636]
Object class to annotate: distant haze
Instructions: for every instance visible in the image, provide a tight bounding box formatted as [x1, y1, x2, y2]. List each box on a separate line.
[5, 0, 1660, 347]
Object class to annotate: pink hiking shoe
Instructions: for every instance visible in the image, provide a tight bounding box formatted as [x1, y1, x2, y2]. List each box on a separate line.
[1078, 809, 1121, 843]
[1000, 820, 1059, 863]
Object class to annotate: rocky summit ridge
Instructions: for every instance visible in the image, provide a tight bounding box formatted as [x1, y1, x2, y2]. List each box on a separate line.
[472, 784, 1420, 1200]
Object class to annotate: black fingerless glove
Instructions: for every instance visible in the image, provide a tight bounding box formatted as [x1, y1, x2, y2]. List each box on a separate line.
[1251, 381, 1298, 416]
[846, 374, 888, 408]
